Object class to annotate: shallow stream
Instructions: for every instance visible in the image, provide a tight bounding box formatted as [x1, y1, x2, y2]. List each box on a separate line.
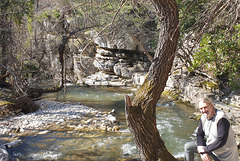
[8, 86, 198, 160]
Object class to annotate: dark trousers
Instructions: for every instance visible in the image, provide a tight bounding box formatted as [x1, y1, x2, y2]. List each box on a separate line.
[184, 141, 220, 161]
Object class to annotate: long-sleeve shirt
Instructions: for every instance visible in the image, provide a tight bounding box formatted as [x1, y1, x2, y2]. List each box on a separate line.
[196, 109, 239, 161]
[197, 118, 230, 152]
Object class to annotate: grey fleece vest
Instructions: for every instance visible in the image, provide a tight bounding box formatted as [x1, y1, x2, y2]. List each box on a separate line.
[201, 109, 239, 161]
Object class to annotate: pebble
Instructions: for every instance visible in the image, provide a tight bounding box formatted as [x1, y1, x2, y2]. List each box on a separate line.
[0, 99, 120, 160]
[2, 98, 238, 159]
[0, 100, 119, 136]
[5, 139, 22, 148]
[38, 130, 50, 135]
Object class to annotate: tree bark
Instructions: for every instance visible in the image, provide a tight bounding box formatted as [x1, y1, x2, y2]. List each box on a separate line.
[0, 1, 11, 81]
[125, 0, 179, 160]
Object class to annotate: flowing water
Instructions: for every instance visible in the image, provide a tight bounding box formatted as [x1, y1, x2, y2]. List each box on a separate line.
[8, 86, 198, 160]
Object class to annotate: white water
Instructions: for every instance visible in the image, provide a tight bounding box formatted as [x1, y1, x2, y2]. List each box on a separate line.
[7, 86, 198, 160]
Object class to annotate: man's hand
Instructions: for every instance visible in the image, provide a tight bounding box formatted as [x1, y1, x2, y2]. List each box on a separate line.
[197, 146, 211, 161]
[200, 153, 211, 161]
[197, 146, 205, 153]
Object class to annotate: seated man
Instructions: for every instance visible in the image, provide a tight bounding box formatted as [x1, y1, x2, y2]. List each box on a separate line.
[184, 97, 239, 161]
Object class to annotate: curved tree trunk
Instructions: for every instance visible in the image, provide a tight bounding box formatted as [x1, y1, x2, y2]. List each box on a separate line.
[125, 0, 179, 160]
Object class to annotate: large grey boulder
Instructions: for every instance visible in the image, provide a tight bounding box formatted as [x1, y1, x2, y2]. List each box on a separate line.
[0, 144, 9, 161]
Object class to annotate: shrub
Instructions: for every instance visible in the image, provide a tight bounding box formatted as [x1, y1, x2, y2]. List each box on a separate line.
[190, 25, 240, 89]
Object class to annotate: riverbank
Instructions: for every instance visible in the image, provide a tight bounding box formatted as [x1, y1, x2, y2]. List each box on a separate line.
[0, 99, 121, 160]
[0, 85, 239, 160]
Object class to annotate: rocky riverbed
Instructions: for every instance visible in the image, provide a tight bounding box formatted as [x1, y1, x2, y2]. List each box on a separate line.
[0, 98, 239, 160]
[0, 99, 121, 160]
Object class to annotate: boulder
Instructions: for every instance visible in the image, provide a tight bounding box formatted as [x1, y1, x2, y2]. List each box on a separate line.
[230, 93, 240, 107]
[5, 139, 22, 148]
[132, 72, 147, 86]
[6, 96, 40, 114]
[0, 144, 9, 161]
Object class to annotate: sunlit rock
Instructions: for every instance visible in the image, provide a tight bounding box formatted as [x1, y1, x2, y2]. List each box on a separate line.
[38, 130, 50, 135]
[5, 139, 22, 148]
[0, 145, 9, 161]
[112, 126, 120, 131]
[107, 115, 116, 123]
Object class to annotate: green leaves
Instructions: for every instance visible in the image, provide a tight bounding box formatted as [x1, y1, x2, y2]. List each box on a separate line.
[178, 0, 208, 32]
[191, 25, 240, 89]
[0, 0, 35, 25]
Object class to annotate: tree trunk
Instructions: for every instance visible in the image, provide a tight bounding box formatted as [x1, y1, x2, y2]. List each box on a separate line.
[58, 14, 67, 88]
[125, 0, 179, 161]
[59, 37, 66, 88]
[0, 1, 11, 81]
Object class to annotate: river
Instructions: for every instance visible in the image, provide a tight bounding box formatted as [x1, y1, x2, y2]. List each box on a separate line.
[7, 86, 198, 160]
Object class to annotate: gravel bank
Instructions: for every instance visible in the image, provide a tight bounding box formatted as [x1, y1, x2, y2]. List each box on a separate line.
[0, 99, 120, 160]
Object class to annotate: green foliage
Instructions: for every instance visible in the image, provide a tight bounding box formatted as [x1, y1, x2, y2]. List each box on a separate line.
[99, 1, 122, 25]
[120, 4, 132, 13]
[162, 89, 180, 101]
[41, 11, 51, 19]
[53, 9, 61, 19]
[27, 15, 33, 33]
[200, 80, 219, 92]
[23, 61, 38, 78]
[0, 0, 35, 25]
[36, 10, 60, 23]
[104, 1, 119, 13]
[177, 0, 208, 39]
[190, 25, 240, 89]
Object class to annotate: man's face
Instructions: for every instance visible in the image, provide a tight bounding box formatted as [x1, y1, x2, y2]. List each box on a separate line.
[198, 101, 215, 119]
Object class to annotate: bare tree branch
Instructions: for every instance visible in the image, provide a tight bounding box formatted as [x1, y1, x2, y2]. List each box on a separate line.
[79, 0, 128, 69]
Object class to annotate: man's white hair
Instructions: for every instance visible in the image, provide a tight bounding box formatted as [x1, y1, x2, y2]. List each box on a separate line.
[198, 97, 212, 105]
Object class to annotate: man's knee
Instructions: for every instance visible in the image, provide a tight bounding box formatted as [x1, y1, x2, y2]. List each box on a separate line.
[184, 141, 197, 152]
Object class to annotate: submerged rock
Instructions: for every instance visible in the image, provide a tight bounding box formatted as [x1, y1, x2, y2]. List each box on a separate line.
[5, 139, 22, 148]
[0, 144, 9, 161]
